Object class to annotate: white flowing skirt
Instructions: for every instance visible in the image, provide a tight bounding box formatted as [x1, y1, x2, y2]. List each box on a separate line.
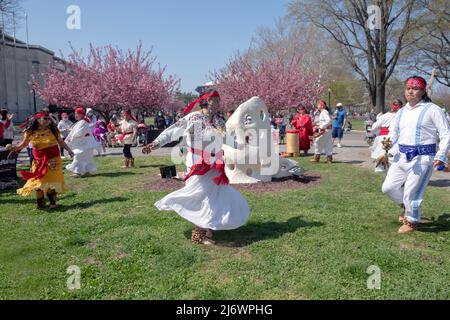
[66, 149, 97, 175]
[155, 169, 250, 230]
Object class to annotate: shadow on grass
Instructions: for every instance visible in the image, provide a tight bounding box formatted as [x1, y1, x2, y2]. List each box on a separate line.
[184, 216, 323, 247]
[138, 164, 168, 169]
[339, 160, 366, 165]
[52, 196, 128, 211]
[418, 214, 450, 233]
[0, 192, 77, 205]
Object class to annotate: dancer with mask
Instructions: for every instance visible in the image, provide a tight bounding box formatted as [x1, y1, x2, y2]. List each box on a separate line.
[143, 91, 250, 245]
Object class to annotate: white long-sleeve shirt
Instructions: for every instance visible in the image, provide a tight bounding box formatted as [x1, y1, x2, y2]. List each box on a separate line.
[371, 112, 396, 135]
[388, 101, 450, 164]
[57, 119, 73, 138]
[317, 110, 332, 130]
[154, 111, 233, 170]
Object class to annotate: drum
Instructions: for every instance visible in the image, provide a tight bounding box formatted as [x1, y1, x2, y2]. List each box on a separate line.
[286, 130, 300, 155]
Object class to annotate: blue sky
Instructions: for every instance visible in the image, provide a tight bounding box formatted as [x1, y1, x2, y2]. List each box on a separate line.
[16, 0, 291, 93]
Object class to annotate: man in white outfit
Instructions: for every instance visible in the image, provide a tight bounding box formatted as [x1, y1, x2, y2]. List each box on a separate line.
[382, 76, 450, 234]
[65, 107, 98, 177]
[370, 99, 402, 172]
[311, 100, 333, 163]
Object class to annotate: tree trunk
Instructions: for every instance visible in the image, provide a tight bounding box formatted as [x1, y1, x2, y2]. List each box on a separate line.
[376, 82, 385, 114]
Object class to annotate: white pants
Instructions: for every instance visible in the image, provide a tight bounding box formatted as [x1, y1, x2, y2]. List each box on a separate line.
[66, 149, 97, 175]
[382, 154, 434, 224]
[314, 131, 333, 156]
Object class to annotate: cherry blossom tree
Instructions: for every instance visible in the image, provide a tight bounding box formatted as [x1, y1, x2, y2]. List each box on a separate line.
[33, 43, 180, 121]
[212, 51, 325, 113]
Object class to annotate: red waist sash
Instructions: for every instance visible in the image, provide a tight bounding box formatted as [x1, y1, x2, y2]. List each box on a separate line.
[379, 127, 389, 136]
[118, 131, 134, 141]
[184, 147, 229, 185]
[21, 145, 60, 181]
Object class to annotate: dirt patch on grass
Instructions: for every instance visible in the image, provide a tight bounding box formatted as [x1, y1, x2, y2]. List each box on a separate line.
[143, 172, 321, 193]
[399, 242, 430, 250]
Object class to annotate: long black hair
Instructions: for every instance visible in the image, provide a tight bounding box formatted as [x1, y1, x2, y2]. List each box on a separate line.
[0, 109, 7, 121]
[25, 108, 60, 140]
[405, 76, 432, 103]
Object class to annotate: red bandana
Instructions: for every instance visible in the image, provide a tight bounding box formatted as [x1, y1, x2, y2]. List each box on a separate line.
[183, 91, 220, 114]
[391, 103, 402, 111]
[406, 77, 426, 90]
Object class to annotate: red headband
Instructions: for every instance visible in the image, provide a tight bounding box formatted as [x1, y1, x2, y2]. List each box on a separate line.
[62, 113, 69, 117]
[19, 112, 49, 128]
[318, 101, 327, 108]
[123, 111, 137, 122]
[75, 107, 85, 116]
[391, 103, 402, 111]
[406, 77, 426, 90]
[183, 91, 220, 114]
[74, 107, 91, 123]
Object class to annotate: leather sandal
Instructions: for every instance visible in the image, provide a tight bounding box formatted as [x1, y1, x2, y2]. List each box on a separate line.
[398, 219, 417, 234]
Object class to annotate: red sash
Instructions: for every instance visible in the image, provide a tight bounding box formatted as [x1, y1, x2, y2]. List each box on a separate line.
[118, 131, 134, 141]
[21, 145, 60, 181]
[379, 127, 389, 136]
[184, 147, 229, 185]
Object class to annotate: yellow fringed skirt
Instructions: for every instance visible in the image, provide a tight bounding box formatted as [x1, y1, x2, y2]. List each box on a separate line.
[17, 157, 67, 197]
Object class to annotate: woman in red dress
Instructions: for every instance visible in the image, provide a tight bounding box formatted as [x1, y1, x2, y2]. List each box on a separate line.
[291, 106, 314, 155]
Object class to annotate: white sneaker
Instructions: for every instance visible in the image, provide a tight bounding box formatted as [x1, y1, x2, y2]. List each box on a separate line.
[337, 143, 342, 148]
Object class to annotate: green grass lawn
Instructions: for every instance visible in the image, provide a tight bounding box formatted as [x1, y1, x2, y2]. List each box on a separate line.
[348, 119, 366, 131]
[0, 156, 449, 299]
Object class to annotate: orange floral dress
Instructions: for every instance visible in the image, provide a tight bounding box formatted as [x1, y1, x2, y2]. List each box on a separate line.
[17, 128, 67, 197]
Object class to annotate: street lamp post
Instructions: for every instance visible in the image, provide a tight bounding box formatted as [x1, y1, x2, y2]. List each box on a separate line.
[32, 88, 37, 114]
[328, 88, 331, 107]
[31, 61, 40, 114]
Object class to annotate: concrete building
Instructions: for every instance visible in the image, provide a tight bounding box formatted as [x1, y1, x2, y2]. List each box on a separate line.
[0, 29, 63, 122]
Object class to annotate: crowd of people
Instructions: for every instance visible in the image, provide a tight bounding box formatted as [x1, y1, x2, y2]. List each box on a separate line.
[1, 75, 449, 243]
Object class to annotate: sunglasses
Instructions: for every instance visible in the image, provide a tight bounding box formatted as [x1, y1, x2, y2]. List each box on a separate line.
[38, 117, 51, 121]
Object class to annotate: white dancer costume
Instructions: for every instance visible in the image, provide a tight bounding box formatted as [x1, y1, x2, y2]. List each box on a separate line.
[65, 119, 98, 175]
[86, 108, 102, 154]
[382, 101, 450, 224]
[152, 111, 250, 231]
[370, 112, 399, 172]
[314, 109, 333, 156]
[57, 118, 73, 139]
